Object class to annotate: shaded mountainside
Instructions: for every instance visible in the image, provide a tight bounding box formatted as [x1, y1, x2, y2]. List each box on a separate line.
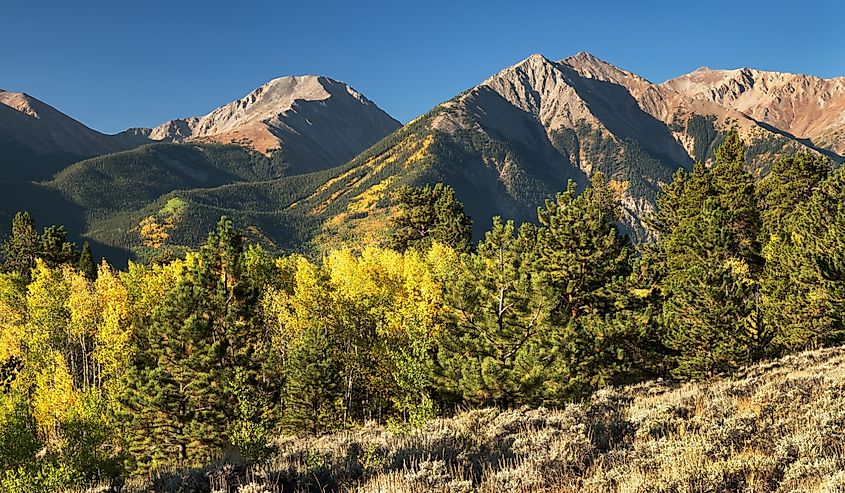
[0, 143, 301, 264]
[0, 90, 148, 180]
[128, 76, 402, 175]
[123, 345, 845, 492]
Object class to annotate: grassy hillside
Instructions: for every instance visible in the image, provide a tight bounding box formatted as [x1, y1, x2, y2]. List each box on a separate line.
[116, 346, 845, 493]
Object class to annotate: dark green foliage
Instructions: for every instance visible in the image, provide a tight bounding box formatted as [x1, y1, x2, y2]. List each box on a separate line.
[1, 211, 79, 279]
[0, 138, 85, 181]
[39, 225, 79, 269]
[283, 326, 343, 435]
[709, 130, 762, 264]
[762, 168, 845, 350]
[659, 203, 767, 378]
[436, 218, 550, 407]
[437, 174, 640, 406]
[77, 242, 96, 279]
[714, 127, 746, 167]
[536, 173, 630, 324]
[1, 212, 40, 278]
[650, 131, 769, 379]
[535, 173, 654, 396]
[390, 183, 473, 252]
[121, 217, 278, 470]
[757, 153, 833, 237]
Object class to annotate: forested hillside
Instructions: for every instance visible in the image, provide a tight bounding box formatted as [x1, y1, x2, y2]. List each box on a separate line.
[1, 134, 844, 492]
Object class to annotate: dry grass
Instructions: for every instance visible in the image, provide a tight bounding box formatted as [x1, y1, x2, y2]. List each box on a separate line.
[119, 346, 845, 493]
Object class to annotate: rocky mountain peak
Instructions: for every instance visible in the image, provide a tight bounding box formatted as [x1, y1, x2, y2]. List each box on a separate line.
[562, 52, 650, 86]
[137, 74, 399, 172]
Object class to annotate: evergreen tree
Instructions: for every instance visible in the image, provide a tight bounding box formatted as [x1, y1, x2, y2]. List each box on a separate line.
[538, 173, 659, 402]
[435, 218, 550, 407]
[536, 174, 630, 323]
[1, 212, 40, 279]
[282, 326, 342, 435]
[77, 242, 96, 280]
[39, 225, 78, 269]
[390, 183, 473, 252]
[762, 167, 845, 350]
[709, 129, 762, 264]
[121, 217, 275, 470]
[535, 174, 651, 397]
[660, 202, 767, 378]
[757, 153, 832, 238]
[1, 213, 80, 281]
[652, 133, 769, 379]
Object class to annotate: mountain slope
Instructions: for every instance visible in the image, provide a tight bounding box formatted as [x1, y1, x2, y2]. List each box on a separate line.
[240, 53, 819, 247]
[5, 54, 841, 260]
[665, 67, 845, 156]
[299, 53, 836, 245]
[0, 90, 147, 180]
[130, 76, 402, 175]
[126, 53, 841, 255]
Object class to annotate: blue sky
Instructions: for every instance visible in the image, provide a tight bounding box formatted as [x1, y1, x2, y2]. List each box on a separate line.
[3, 0, 843, 134]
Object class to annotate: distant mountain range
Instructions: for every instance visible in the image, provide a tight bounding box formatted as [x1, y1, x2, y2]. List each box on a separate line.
[1, 53, 842, 261]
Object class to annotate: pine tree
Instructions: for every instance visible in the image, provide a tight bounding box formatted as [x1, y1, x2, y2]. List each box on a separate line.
[282, 326, 342, 435]
[710, 129, 762, 264]
[390, 183, 473, 253]
[77, 242, 96, 280]
[762, 167, 845, 350]
[660, 202, 766, 378]
[1, 212, 40, 279]
[39, 225, 79, 269]
[121, 217, 275, 470]
[652, 133, 769, 379]
[757, 153, 832, 238]
[536, 174, 630, 323]
[535, 174, 647, 398]
[435, 218, 550, 407]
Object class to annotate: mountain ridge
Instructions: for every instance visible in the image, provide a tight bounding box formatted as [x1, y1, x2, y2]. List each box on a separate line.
[128, 75, 402, 174]
[1, 52, 843, 260]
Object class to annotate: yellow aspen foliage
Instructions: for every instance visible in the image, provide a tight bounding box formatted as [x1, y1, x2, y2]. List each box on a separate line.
[0, 273, 27, 363]
[32, 353, 77, 445]
[122, 258, 184, 322]
[64, 266, 100, 389]
[93, 262, 132, 386]
[139, 215, 174, 249]
[25, 261, 70, 374]
[66, 268, 98, 340]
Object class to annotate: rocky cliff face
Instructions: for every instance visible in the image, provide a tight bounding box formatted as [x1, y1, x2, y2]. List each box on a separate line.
[136, 76, 401, 174]
[664, 68, 845, 155]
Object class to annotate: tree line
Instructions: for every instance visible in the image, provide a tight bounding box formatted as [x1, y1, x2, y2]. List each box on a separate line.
[0, 130, 842, 490]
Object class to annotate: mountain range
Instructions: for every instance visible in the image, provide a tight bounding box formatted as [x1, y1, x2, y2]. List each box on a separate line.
[1, 53, 842, 262]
